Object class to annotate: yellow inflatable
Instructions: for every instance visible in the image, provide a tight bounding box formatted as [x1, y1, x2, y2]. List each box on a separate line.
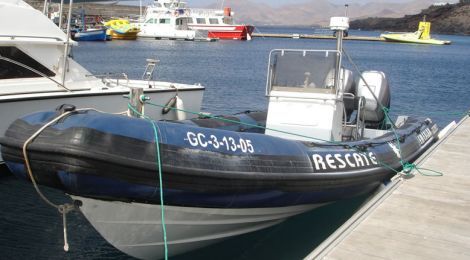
[104, 19, 140, 40]
[381, 19, 451, 45]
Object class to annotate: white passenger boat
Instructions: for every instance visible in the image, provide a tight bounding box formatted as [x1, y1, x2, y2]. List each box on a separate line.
[135, 1, 206, 40]
[142, 0, 254, 40]
[0, 0, 205, 164]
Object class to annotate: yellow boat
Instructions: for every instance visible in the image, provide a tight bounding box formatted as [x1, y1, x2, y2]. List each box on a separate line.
[380, 19, 451, 45]
[104, 19, 140, 40]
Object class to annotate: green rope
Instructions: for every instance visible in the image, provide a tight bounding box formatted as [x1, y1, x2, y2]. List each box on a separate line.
[402, 162, 444, 177]
[144, 99, 447, 177]
[127, 103, 169, 260]
[146, 100, 337, 144]
[382, 107, 445, 177]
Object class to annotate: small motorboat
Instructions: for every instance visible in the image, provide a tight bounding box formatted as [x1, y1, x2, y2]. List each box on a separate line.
[0, 0, 204, 166]
[0, 0, 205, 165]
[69, 8, 109, 41]
[381, 18, 451, 45]
[0, 17, 439, 259]
[72, 27, 108, 41]
[104, 19, 140, 40]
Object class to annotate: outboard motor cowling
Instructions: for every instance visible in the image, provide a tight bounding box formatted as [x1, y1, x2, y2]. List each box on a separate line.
[356, 71, 390, 124]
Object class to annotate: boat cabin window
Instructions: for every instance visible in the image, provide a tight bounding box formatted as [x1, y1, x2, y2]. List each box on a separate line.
[0, 47, 55, 80]
[159, 18, 170, 24]
[176, 18, 190, 26]
[196, 18, 206, 24]
[145, 18, 156, 24]
[209, 18, 219, 24]
[267, 50, 339, 94]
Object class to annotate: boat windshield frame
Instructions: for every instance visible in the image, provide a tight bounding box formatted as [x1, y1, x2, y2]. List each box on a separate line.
[265, 49, 341, 96]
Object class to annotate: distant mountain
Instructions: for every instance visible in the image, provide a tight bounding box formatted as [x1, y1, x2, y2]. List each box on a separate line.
[350, 2, 470, 35]
[200, 0, 458, 26]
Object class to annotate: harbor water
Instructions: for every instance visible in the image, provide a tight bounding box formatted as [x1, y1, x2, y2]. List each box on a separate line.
[1, 27, 470, 259]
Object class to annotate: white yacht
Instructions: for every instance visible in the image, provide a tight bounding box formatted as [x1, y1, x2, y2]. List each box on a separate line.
[142, 0, 254, 40]
[0, 0, 205, 164]
[135, 1, 206, 40]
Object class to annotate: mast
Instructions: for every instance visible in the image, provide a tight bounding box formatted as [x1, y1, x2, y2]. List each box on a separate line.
[330, 17, 349, 93]
[61, 0, 74, 88]
[58, 0, 64, 28]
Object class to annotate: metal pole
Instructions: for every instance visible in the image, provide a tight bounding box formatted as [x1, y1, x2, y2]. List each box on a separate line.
[42, 0, 48, 15]
[128, 88, 145, 118]
[59, 0, 64, 28]
[334, 29, 343, 93]
[62, 0, 74, 88]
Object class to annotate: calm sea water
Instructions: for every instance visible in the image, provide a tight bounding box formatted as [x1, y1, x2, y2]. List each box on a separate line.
[1, 27, 470, 259]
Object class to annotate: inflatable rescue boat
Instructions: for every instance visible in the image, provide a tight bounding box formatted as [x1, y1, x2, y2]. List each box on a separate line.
[0, 17, 440, 260]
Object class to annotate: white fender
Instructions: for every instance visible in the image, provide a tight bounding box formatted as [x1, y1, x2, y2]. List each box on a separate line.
[175, 95, 186, 120]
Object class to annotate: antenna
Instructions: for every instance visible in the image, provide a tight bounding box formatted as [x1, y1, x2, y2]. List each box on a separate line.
[344, 4, 349, 17]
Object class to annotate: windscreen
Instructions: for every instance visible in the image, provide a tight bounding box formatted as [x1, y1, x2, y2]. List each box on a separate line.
[268, 50, 339, 94]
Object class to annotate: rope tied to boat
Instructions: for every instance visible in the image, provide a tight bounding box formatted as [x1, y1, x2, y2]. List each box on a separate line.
[141, 97, 446, 178]
[127, 103, 169, 260]
[380, 107, 445, 177]
[21, 105, 121, 253]
[402, 163, 444, 177]
[345, 48, 436, 177]
[344, 47, 448, 178]
[58, 203, 76, 251]
[22, 108, 80, 252]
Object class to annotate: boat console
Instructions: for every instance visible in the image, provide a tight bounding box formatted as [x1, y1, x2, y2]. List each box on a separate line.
[265, 17, 391, 142]
[264, 49, 344, 142]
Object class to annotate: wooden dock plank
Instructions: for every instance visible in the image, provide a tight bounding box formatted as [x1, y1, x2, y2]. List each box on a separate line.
[307, 116, 470, 260]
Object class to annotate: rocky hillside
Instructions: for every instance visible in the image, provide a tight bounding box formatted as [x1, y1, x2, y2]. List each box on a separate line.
[350, 2, 470, 35]
[201, 0, 454, 26]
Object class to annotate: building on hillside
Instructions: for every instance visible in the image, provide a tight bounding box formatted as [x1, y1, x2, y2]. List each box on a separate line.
[432, 2, 451, 6]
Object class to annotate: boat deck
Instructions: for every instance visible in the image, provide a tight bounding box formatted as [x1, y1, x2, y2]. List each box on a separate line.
[306, 114, 470, 260]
